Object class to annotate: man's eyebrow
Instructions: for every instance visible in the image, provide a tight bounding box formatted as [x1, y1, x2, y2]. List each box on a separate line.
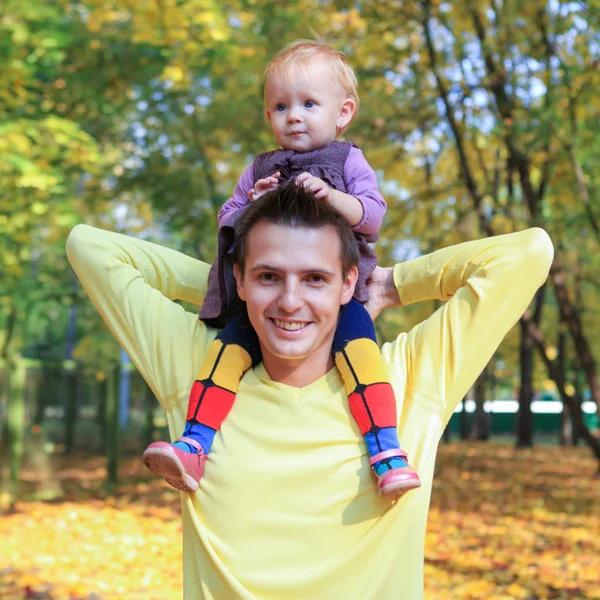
[249, 263, 338, 277]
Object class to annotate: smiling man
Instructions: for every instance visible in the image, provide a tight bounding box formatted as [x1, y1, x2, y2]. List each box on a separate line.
[231, 188, 359, 387]
[67, 183, 553, 599]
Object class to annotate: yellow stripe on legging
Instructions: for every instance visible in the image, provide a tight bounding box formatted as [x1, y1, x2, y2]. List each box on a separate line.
[194, 339, 253, 393]
[334, 338, 390, 395]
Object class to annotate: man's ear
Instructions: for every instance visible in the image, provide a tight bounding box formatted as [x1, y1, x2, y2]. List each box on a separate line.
[233, 264, 246, 301]
[340, 265, 358, 305]
[337, 98, 357, 132]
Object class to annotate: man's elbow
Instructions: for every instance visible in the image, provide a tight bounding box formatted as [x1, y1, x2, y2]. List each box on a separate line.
[525, 227, 554, 285]
[66, 224, 94, 267]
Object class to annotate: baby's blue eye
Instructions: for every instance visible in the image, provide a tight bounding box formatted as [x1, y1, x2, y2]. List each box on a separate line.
[304, 100, 315, 108]
[276, 104, 286, 111]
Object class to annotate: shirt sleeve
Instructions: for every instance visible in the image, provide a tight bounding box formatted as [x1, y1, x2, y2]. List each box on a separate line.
[66, 225, 214, 408]
[382, 228, 554, 428]
[218, 162, 255, 228]
[344, 147, 387, 235]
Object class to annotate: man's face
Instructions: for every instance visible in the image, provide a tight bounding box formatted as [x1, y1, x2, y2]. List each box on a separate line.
[234, 221, 357, 372]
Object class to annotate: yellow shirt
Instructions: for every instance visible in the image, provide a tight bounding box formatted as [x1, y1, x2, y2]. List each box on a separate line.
[67, 226, 553, 600]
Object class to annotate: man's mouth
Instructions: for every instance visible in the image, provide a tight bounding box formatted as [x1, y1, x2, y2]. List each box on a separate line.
[272, 318, 310, 331]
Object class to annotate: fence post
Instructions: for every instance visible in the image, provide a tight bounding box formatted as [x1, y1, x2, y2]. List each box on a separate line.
[119, 348, 132, 427]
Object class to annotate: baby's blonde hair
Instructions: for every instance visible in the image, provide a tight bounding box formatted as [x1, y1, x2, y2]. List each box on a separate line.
[263, 40, 359, 134]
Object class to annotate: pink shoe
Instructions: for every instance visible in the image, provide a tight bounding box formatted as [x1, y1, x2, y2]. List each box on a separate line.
[142, 436, 206, 493]
[370, 449, 421, 498]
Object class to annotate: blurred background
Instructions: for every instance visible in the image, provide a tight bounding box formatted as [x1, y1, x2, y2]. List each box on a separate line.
[0, 0, 599, 598]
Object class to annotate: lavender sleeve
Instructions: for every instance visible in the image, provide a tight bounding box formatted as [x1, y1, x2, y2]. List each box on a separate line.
[344, 147, 387, 235]
[218, 161, 255, 228]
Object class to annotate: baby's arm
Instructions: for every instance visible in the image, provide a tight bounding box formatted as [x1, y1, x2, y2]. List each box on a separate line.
[295, 172, 364, 227]
[327, 189, 365, 228]
[295, 148, 386, 234]
[218, 162, 255, 228]
[342, 147, 386, 235]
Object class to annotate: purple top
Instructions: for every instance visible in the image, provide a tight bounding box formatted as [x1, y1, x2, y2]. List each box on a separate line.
[218, 147, 386, 235]
[199, 143, 384, 326]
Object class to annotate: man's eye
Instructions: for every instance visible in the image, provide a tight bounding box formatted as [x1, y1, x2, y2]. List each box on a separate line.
[308, 275, 325, 284]
[260, 273, 276, 281]
[304, 100, 315, 108]
[276, 104, 286, 111]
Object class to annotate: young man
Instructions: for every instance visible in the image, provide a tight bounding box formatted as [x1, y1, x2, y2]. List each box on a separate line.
[67, 184, 553, 600]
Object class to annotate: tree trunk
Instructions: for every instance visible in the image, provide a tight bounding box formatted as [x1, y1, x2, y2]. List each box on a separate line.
[459, 394, 469, 440]
[516, 287, 545, 447]
[469, 367, 490, 441]
[96, 376, 107, 452]
[143, 384, 156, 449]
[524, 312, 600, 470]
[0, 361, 10, 448]
[550, 257, 600, 416]
[105, 366, 120, 485]
[572, 365, 584, 447]
[516, 318, 535, 448]
[0, 303, 17, 360]
[63, 363, 78, 456]
[7, 360, 26, 502]
[557, 325, 573, 446]
[33, 368, 47, 428]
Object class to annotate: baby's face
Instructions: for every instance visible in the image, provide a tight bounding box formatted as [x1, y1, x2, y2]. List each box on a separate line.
[265, 60, 351, 153]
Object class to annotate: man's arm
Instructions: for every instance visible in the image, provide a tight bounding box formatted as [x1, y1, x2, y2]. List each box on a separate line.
[66, 225, 213, 406]
[380, 228, 554, 427]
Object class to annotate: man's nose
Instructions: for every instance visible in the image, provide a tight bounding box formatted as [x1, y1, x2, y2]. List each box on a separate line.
[278, 280, 303, 312]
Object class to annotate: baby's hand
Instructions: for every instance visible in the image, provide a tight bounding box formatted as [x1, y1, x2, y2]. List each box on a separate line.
[295, 172, 330, 200]
[248, 172, 280, 202]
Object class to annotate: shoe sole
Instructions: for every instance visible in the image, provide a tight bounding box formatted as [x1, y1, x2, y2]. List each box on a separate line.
[143, 447, 199, 494]
[380, 478, 421, 498]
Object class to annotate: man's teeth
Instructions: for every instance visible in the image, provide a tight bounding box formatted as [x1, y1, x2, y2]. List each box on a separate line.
[274, 319, 308, 331]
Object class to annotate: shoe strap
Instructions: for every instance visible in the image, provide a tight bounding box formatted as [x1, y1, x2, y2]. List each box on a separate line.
[177, 436, 205, 455]
[369, 448, 408, 466]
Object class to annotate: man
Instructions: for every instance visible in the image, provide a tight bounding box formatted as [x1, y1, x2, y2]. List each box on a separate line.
[67, 184, 553, 599]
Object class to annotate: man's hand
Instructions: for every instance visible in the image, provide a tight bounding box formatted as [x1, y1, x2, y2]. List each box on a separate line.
[363, 266, 401, 321]
[248, 172, 280, 202]
[295, 172, 331, 200]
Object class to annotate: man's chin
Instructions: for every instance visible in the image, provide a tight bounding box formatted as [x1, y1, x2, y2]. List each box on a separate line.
[265, 342, 312, 361]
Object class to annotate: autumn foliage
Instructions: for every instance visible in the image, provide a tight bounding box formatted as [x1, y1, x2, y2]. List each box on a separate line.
[1, 443, 598, 599]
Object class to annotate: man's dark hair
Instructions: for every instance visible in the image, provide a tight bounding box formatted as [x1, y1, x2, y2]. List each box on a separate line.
[232, 181, 361, 276]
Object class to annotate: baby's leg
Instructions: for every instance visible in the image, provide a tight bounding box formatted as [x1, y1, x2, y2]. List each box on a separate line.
[143, 313, 261, 492]
[333, 298, 421, 497]
[177, 315, 261, 454]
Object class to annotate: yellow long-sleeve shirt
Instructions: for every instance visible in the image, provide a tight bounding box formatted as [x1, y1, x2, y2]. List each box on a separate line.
[66, 225, 553, 600]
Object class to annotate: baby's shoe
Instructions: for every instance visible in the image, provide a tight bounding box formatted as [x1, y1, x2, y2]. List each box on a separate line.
[370, 449, 421, 498]
[143, 436, 206, 493]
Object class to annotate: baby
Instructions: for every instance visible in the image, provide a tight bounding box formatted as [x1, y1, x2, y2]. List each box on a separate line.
[143, 40, 421, 498]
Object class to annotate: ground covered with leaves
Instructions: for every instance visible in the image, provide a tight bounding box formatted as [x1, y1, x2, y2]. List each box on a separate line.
[1, 443, 598, 599]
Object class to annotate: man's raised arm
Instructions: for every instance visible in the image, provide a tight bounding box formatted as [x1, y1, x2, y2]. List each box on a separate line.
[381, 228, 554, 428]
[66, 225, 212, 405]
